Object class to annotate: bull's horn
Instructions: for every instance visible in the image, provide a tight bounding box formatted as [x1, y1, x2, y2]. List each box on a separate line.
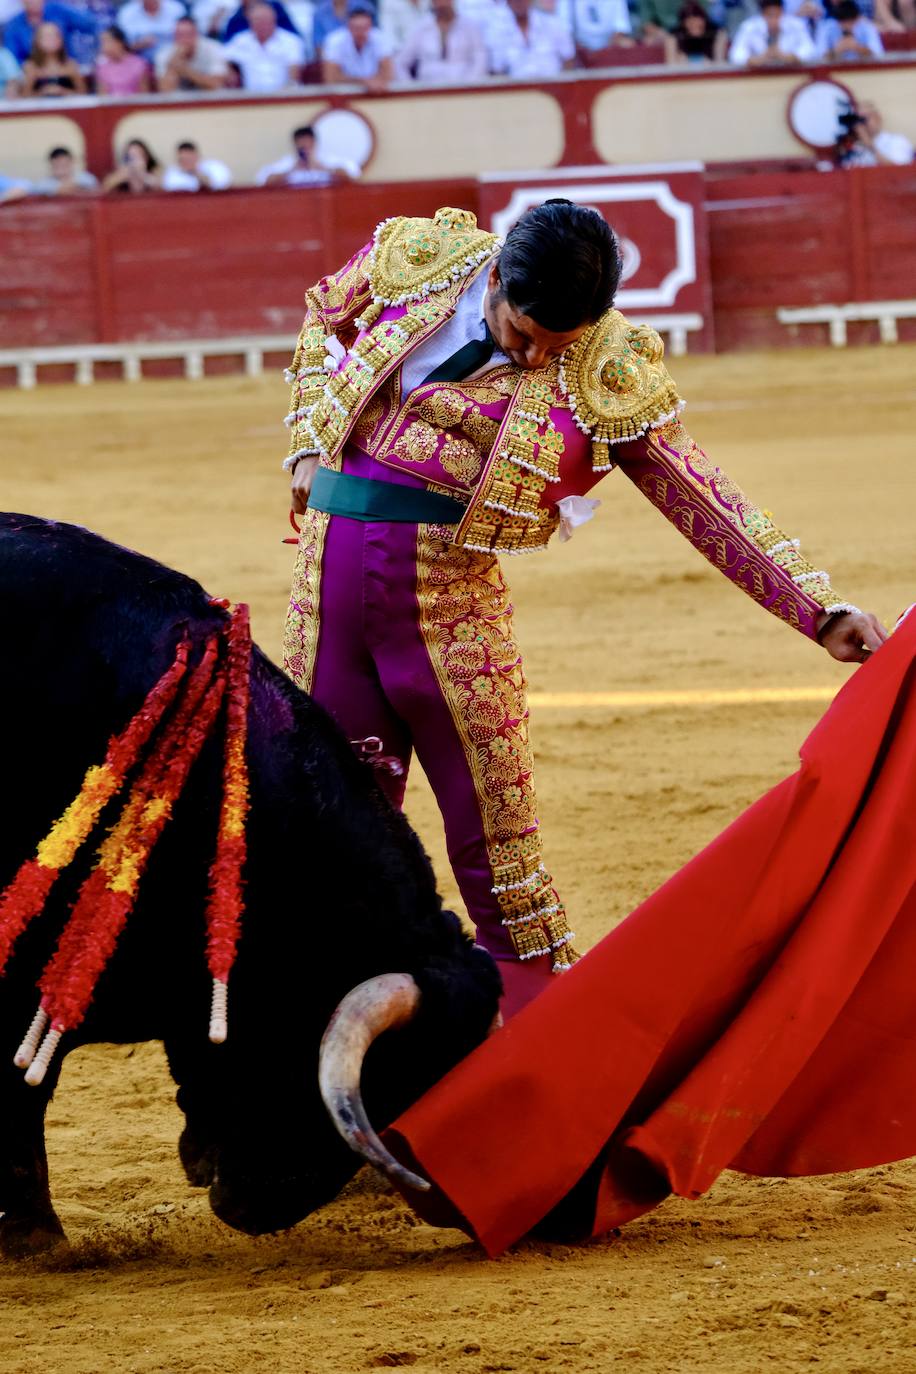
[319, 973, 431, 1193]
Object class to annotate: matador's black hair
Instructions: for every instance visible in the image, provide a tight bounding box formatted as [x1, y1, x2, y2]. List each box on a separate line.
[495, 198, 622, 333]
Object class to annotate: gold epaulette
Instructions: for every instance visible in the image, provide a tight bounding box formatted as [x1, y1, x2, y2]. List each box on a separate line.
[559, 310, 683, 469]
[364, 207, 498, 312]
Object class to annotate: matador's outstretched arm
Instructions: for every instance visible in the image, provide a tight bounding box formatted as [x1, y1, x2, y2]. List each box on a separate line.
[614, 418, 885, 660]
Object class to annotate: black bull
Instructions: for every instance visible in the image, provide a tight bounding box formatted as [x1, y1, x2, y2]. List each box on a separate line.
[0, 514, 501, 1258]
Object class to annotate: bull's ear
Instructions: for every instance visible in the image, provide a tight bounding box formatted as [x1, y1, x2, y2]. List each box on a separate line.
[318, 973, 431, 1193]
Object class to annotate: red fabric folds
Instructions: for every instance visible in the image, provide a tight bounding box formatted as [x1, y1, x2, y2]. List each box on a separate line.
[385, 615, 916, 1257]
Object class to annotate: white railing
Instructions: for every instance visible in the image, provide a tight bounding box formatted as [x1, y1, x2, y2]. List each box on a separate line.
[0, 315, 705, 389]
[777, 300, 916, 347]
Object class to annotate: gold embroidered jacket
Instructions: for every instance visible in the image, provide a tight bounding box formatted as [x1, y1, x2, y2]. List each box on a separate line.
[285, 208, 856, 639]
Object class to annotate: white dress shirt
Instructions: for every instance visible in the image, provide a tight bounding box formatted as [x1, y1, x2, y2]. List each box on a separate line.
[397, 12, 488, 81]
[557, 0, 630, 47]
[162, 158, 233, 191]
[322, 23, 392, 76]
[399, 263, 509, 401]
[223, 25, 305, 88]
[728, 13, 816, 64]
[486, 4, 574, 78]
[117, 0, 186, 57]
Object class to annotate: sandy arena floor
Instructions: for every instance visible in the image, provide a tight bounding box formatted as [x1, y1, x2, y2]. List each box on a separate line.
[1, 345, 915, 1373]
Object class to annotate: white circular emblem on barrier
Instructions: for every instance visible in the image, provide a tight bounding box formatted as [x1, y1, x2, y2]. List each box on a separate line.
[788, 78, 856, 152]
[312, 108, 374, 172]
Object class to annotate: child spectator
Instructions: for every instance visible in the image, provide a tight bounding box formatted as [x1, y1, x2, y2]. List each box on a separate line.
[485, 0, 574, 77]
[815, 0, 883, 56]
[728, 0, 816, 63]
[222, 1, 306, 87]
[102, 137, 162, 191]
[116, 0, 185, 60]
[666, 0, 726, 58]
[162, 140, 233, 189]
[95, 24, 150, 90]
[397, 0, 487, 79]
[256, 123, 358, 183]
[322, 0, 393, 85]
[21, 21, 86, 93]
[155, 15, 231, 86]
[31, 144, 99, 193]
[3, 0, 98, 63]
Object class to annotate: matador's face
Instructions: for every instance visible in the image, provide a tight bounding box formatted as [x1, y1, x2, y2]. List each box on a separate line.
[483, 264, 590, 372]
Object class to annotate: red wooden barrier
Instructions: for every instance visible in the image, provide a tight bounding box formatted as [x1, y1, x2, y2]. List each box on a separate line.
[3, 166, 916, 354]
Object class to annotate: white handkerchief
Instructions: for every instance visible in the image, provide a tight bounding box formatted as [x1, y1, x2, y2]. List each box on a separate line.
[324, 334, 346, 370]
[557, 495, 601, 543]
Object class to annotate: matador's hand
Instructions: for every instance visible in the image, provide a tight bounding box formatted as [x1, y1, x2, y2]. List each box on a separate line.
[818, 611, 888, 664]
[290, 455, 319, 515]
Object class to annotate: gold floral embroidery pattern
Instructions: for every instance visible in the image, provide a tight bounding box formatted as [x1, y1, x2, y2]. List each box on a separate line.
[560, 312, 682, 466]
[416, 390, 468, 430]
[440, 435, 482, 485]
[415, 533, 578, 970]
[367, 207, 498, 310]
[642, 421, 856, 619]
[392, 420, 441, 466]
[283, 507, 330, 693]
[462, 406, 500, 452]
[454, 371, 564, 556]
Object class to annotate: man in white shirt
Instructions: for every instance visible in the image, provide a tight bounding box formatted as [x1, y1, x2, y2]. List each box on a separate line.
[397, 0, 487, 80]
[486, 0, 574, 78]
[156, 16, 232, 87]
[162, 141, 233, 191]
[379, 0, 429, 48]
[256, 124, 359, 185]
[322, 1, 394, 86]
[118, 0, 186, 60]
[728, 0, 816, 65]
[557, 0, 630, 49]
[223, 1, 305, 87]
[841, 101, 914, 166]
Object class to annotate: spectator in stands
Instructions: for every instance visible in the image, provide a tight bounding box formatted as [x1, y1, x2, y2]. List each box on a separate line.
[162, 140, 233, 189]
[379, 0, 428, 48]
[21, 21, 86, 92]
[223, 0, 301, 37]
[397, 0, 486, 76]
[841, 100, 914, 164]
[190, 0, 234, 35]
[665, 0, 726, 56]
[0, 35, 24, 93]
[256, 123, 358, 183]
[102, 137, 162, 191]
[31, 144, 98, 192]
[557, 0, 631, 49]
[223, 0, 306, 87]
[3, 0, 98, 63]
[312, 0, 350, 51]
[815, 0, 882, 53]
[322, 1, 393, 85]
[486, 0, 574, 76]
[156, 15, 231, 85]
[117, 0, 185, 60]
[95, 23, 150, 90]
[638, 0, 699, 42]
[728, 0, 816, 62]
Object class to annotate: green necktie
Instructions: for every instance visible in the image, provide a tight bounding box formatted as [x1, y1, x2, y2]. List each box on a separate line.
[421, 321, 496, 386]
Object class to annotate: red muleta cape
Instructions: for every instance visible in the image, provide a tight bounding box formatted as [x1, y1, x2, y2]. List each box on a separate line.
[385, 613, 916, 1257]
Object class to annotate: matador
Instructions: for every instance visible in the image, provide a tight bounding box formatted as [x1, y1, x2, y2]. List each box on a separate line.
[281, 202, 885, 1015]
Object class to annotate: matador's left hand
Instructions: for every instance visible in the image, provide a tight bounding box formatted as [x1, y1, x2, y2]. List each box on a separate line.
[818, 610, 888, 663]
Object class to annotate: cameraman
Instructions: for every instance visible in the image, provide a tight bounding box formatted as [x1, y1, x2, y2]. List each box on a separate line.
[838, 100, 915, 167]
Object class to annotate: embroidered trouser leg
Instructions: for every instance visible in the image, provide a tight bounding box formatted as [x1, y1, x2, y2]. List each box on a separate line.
[284, 509, 578, 999]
